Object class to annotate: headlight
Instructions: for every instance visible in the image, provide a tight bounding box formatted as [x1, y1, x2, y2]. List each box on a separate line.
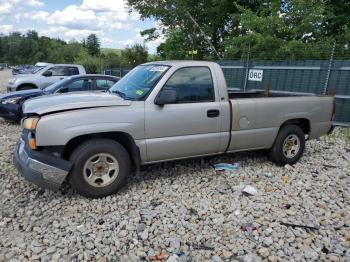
[2, 97, 21, 104]
[22, 117, 40, 131]
[9, 78, 17, 84]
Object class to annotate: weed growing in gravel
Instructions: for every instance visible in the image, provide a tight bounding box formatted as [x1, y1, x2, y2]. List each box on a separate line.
[327, 131, 337, 141]
[340, 126, 350, 143]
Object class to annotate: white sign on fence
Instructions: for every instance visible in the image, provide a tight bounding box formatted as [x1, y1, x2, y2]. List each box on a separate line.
[248, 69, 263, 81]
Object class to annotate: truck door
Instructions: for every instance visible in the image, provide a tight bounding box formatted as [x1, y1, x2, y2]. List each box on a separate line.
[145, 66, 222, 162]
[41, 66, 67, 88]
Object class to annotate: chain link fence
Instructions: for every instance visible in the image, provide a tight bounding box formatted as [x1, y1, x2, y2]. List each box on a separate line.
[103, 67, 133, 78]
[218, 44, 350, 126]
[104, 44, 350, 126]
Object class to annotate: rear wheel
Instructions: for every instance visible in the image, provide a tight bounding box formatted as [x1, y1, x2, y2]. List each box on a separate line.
[269, 125, 305, 166]
[68, 139, 131, 198]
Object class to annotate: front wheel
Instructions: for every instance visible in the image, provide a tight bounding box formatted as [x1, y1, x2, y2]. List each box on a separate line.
[269, 125, 305, 166]
[68, 139, 131, 198]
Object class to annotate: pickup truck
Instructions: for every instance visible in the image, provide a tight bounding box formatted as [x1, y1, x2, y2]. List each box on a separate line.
[7, 64, 86, 92]
[14, 61, 335, 198]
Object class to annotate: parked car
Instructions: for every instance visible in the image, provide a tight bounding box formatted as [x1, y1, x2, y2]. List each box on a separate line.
[12, 63, 52, 75]
[14, 61, 335, 198]
[0, 74, 119, 122]
[7, 64, 86, 92]
[12, 64, 33, 75]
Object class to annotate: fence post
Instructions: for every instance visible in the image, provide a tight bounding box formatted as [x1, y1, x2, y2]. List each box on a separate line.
[243, 44, 251, 92]
[323, 42, 336, 95]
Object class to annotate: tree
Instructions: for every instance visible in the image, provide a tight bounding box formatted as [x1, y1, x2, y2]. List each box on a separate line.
[126, 0, 260, 58]
[86, 34, 100, 56]
[157, 29, 189, 59]
[121, 44, 148, 66]
[74, 49, 100, 73]
[222, 0, 337, 60]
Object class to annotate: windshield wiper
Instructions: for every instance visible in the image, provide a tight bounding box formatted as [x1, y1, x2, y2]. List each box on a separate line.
[113, 90, 131, 100]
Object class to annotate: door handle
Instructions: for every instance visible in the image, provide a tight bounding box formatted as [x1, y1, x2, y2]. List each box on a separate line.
[207, 109, 220, 118]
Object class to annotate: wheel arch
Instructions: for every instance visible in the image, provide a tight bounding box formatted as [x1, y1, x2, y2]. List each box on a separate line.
[17, 83, 38, 91]
[63, 132, 141, 171]
[279, 118, 311, 135]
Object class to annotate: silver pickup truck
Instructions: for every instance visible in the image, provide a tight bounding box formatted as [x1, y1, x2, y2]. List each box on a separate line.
[7, 64, 86, 92]
[14, 61, 335, 197]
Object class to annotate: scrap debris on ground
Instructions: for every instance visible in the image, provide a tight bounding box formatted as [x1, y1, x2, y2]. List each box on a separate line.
[0, 69, 349, 261]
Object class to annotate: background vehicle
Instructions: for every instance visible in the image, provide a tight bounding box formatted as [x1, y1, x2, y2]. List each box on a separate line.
[12, 62, 52, 75]
[0, 75, 119, 122]
[7, 64, 86, 92]
[12, 64, 33, 75]
[14, 61, 335, 198]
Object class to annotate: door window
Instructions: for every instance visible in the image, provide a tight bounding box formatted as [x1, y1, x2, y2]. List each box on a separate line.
[162, 67, 215, 103]
[46, 66, 66, 76]
[95, 79, 117, 91]
[59, 79, 92, 93]
[45, 66, 79, 76]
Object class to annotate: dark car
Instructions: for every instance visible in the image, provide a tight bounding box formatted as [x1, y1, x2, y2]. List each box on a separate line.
[12, 65, 33, 75]
[0, 74, 120, 122]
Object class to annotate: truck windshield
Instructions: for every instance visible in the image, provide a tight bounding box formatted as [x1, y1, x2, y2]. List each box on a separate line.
[32, 66, 45, 74]
[109, 64, 170, 100]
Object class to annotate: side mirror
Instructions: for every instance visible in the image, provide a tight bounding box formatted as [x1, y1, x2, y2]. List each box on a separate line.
[43, 71, 52, 77]
[155, 89, 177, 106]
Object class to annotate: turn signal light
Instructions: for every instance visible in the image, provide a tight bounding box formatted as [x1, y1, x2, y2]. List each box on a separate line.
[29, 138, 37, 150]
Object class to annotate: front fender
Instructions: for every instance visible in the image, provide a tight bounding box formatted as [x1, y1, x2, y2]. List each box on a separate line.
[34, 105, 145, 147]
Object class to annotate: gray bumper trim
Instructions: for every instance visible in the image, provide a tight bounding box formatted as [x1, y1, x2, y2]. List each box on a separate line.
[14, 139, 70, 190]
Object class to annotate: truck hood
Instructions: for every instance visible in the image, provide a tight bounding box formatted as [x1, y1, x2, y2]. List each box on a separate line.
[23, 92, 131, 115]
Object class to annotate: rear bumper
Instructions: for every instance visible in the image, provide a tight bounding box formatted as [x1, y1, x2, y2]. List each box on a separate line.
[0, 103, 21, 122]
[13, 138, 72, 191]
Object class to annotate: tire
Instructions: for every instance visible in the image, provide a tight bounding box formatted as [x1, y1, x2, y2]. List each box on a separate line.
[269, 125, 305, 166]
[18, 85, 36, 91]
[68, 138, 131, 198]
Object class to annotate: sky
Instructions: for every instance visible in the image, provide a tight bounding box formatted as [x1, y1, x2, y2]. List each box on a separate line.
[0, 0, 163, 53]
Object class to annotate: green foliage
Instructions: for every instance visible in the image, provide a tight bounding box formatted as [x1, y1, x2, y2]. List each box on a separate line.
[157, 29, 189, 60]
[122, 44, 148, 67]
[340, 126, 350, 142]
[85, 34, 101, 56]
[0, 31, 84, 65]
[74, 49, 101, 74]
[0, 31, 150, 69]
[127, 0, 350, 60]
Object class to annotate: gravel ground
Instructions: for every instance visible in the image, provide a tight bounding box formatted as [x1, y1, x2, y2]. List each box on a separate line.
[0, 69, 349, 262]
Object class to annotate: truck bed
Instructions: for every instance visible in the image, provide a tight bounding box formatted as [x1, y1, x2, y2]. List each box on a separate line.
[227, 91, 333, 152]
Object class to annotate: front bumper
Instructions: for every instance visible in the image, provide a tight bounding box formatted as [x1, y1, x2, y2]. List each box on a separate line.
[7, 83, 17, 93]
[0, 103, 21, 122]
[13, 137, 72, 191]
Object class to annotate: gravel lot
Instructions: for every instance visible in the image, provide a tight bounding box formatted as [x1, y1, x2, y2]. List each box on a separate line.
[0, 69, 349, 262]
